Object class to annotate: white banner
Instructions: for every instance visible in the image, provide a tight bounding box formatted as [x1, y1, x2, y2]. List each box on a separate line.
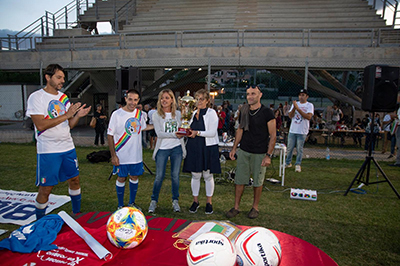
[0, 189, 71, 226]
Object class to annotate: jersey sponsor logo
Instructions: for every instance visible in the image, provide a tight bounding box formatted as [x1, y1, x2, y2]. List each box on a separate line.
[37, 94, 69, 136]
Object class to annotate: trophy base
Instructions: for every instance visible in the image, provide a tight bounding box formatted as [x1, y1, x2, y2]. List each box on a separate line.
[177, 128, 192, 136]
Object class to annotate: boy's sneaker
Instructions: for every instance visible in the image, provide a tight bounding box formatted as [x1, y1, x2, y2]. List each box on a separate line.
[205, 203, 213, 214]
[148, 200, 157, 213]
[172, 200, 181, 212]
[295, 165, 301, 172]
[285, 163, 292, 168]
[189, 201, 200, 213]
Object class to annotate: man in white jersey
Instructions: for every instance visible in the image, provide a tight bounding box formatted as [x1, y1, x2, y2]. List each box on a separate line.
[108, 89, 154, 209]
[26, 64, 91, 220]
[285, 89, 314, 172]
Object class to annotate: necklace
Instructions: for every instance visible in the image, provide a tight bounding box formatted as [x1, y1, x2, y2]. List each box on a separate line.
[249, 106, 262, 116]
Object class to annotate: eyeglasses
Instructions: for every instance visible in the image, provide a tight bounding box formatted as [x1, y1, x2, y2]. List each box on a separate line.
[196, 98, 206, 102]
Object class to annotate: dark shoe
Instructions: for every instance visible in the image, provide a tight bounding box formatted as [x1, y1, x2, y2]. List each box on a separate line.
[205, 203, 213, 214]
[248, 208, 259, 219]
[226, 208, 240, 218]
[128, 203, 142, 212]
[389, 164, 400, 167]
[189, 201, 200, 213]
[388, 154, 394, 159]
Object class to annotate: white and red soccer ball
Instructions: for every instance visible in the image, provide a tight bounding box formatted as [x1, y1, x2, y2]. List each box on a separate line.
[187, 232, 236, 266]
[235, 227, 282, 266]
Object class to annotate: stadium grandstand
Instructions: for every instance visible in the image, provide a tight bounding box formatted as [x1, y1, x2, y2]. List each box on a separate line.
[0, 0, 399, 114]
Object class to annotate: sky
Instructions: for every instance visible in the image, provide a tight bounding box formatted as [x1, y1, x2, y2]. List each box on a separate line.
[0, 0, 111, 35]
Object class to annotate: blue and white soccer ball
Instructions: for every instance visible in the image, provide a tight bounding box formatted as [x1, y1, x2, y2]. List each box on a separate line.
[235, 227, 282, 266]
[187, 231, 236, 266]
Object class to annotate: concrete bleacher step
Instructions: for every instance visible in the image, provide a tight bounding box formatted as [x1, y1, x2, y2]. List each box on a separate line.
[121, 20, 389, 32]
[132, 10, 378, 22]
[79, 0, 133, 22]
[129, 15, 384, 27]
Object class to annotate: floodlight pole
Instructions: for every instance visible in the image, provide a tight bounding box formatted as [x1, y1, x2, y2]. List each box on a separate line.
[344, 111, 400, 199]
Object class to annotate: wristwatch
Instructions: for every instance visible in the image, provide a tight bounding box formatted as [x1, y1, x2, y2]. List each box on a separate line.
[197, 131, 201, 136]
[266, 153, 273, 158]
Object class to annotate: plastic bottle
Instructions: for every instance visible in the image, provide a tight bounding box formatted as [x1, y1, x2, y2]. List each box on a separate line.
[326, 147, 330, 160]
[220, 154, 226, 164]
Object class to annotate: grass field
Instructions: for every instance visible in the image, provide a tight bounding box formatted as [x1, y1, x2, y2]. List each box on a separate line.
[0, 142, 399, 265]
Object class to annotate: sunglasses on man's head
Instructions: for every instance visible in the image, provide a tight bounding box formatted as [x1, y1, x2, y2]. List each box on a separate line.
[246, 85, 261, 91]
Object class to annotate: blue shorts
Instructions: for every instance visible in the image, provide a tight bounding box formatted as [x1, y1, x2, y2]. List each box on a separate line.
[36, 149, 79, 187]
[113, 162, 144, 178]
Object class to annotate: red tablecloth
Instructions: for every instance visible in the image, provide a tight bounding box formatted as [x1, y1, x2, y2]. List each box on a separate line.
[0, 212, 337, 266]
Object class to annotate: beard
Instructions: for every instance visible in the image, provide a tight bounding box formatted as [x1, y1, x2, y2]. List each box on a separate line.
[49, 79, 64, 90]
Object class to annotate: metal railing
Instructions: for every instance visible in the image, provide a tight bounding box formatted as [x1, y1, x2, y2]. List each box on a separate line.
[3, 28, 394, 52]
[0, 0, 137, 51]
[113, 0, 137, 33]
[2, 0, 95, 51]
[371, 0, 399, 27]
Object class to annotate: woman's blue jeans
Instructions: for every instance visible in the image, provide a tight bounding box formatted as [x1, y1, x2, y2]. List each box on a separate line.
[151, 145, 183, 202]
[285, 133, 307, 166]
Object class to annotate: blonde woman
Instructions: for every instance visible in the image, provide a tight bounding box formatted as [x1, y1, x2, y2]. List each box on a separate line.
[148, 89, 186, 213]
[183, 89, 220, 214]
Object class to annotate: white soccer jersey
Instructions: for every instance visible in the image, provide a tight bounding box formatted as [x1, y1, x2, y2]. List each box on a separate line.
[26, 89, 74, 154]
[108, 108, 147, 164]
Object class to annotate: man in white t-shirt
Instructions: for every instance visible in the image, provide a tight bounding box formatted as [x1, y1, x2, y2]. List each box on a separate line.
[285, 89, 314, 172]
[26, 64, 91, 220]
[108, 89, 153, 209]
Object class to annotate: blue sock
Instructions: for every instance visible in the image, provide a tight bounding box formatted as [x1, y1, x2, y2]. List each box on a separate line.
[35, 199, 48, 220]
[70, 194, 81, 214]
[116, 180, 125, 207]
[129, 179, 139, 205]
[69, 188, 81, 214]
[35, 207, 46, 220]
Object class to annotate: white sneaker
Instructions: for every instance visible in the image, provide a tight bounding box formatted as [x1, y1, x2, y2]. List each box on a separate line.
[285, 163, 292, 168]
[148, 200, 157, 213]
[172, 200, 181, 212]
[295, 165, 301, 172]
